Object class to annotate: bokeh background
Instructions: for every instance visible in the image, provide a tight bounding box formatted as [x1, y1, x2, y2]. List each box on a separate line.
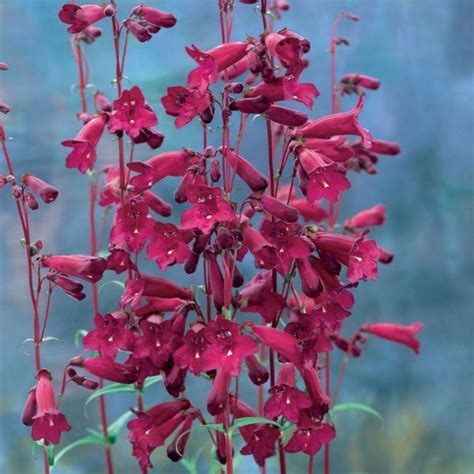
[1, 0, 473, 473]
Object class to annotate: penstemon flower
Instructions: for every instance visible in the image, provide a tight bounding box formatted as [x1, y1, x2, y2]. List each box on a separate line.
[0, 1, 424, 473]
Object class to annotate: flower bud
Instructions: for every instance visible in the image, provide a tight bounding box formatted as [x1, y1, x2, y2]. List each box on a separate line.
[184, 251, 200, 274]
[245, 355, 269, 385]
[0, 102, 10, 114]
[210, 157, 221, 182]
[21, 387, 37, 426]
[25, 192, 39, 210]
[22, 174, 59, 203]
[0, 62, 8, 71]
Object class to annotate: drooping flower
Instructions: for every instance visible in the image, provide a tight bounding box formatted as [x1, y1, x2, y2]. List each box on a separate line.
[58, 3, 106, 34]
[207, 368, 232, 416]
[166, 410, 197, 462]
[313, 231, 382, 283]
[340, 73, 381, 94]
[243, 225, 280, 270]
[181, 185, 235, 233]
[62, 114, 107, 173]
[146, 222, 191, 270]
[362, 321, 423, 354]
[21, 174, 58, 203]
[226, 149, 268, 192]
[161, 85, 212, 128]
[83, 313, 134, 359]
[297, 95, 372, 147]
[245, 354, 269, 385]
[264, 363, 312, 423]
[265, 104, 308, 127]
[30, 370, 71, 444]
[42, 254, 106, 283]
[344, 204, 386, 229]
[127, 399, 190, 473]
[78, 357, 138, 384]
[110, 200, 155, 253]
[240, 425, 280, 466]
[109, 86, 158, 139]
[46, 273, 86, 300]
[187, 42, 249, 88]
[239, 271, 286, 323]
[285, 412, 335, 456]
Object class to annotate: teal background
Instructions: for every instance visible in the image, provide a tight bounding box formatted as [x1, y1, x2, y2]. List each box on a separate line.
[0, 0, 473, 473]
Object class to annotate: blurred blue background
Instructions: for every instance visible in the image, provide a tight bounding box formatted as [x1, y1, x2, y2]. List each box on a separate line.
[1, 0, 473, 473]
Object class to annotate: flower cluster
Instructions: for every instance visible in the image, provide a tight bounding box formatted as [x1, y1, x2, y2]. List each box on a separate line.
[0, 2, 423, 473]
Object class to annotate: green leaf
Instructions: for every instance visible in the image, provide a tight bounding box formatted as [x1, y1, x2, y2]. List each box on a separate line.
[42, 336, 63, 344]
[54, 435, 106, 465]
[33, 440, 55, 466]
[98, 280, 125, 295]
[330, 403, 384, 426]
[142, 374, 162, 390]
[97, 249, 110, 259]
[85, 383, 136, 407]
[107, 411, 134, 441]
[232, 417, 282, 430]
[74, 329, 88, 348]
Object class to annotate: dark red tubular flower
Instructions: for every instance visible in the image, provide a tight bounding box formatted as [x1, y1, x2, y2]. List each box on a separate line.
[166, 411, 197, 462]
[207, 368, 232, 416]
[110, 200, 155, 253]
[207, 252, 225, 311]
[127, 399, 190, 473]
[340, 73, 381, 94]
[141, 190, 172, 217]
[208, 318, 259, 376]
[42, 254, 106, 283]
[46, 273, 86, 300]
[21, 387, 37, 426]
[252, 325, 303, 367]
[79, 357, 138, 384]
[62, 113, 107, 173]
[83, 313, 134, 359]
[146, 222, 191, 270]
[297, 96, 372, 147]
[243, 225, 280, 270]
[300, 367, 330, 407]
[313, 231, 382, 283]
[187, 42, 249, 87]
[181, 185, 235, 233]
[133, 320, 181, 370]
[265, 32, 303, 69]
[129, 149, 198, 191]
[131, 127, 165, 150]
[226, 149, 268, 192]
[173, 325, 218, 375]
[284, 411, 335, 456]
[265, 105, 308, 127]
[229, 95, 271, 113]
[245, 354, 269, 385]
[30, 370, 71, 444]
[379, 247, 394, 264]
[258, 195, 299, 223]
[264, 363, 312, 423]
[121, 275, 193, 310]
[240, 425, 280, 467]
[106, 247, 135, 275]
[161, 85, 212, 128]
[345, 204, 386, 229]
[134, 6, 177, 29]
[297, 257, 322, 298]
[365, 138, 401, 156]
[67, 368, 99, 390]
[247, 66, 319, 109]
[21, 174, 58, 203]
[109, 86, 157, 139]
[58, 3, 106, 34]
[124, 19, 152, 42]
[362, 322, 423, 354]
[239, 271, 286, 323]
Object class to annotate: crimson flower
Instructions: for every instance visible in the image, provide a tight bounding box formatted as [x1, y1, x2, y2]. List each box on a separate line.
[243, 225, 280, 270]
[83, 313, 134, 359]
[58, 3, 105, 34]
[42, 254, 106, 283]
[30, 370, 71, 444]
[127, 399, 190, 473]
[314, 231, 382, 283]
[161, 85, 212, 128]
[110, 200, 155, 253]
[240, 425, 280, 466]
[264, 363, 312, 423]
[344, 204, 386, 229]
[109, 86, 157, 139]
[146, 222, 191, 270]
[21, 174, 58, 203]
[226, 149, 268, 192]
[239, 271, 286, 324]
[265, 32, 304, 69]
[79, 357, 138, 384]
[340, 73, 381, 94]
[132, 319, 182, 369]
[187, 42, 248, 88]
[181, 185, 235, 232]
[46, 273, 86, 300]
[133, 6, 177, 29]
[285, 413, 335, 456]
[62, 114, 107, 173]
[362, 321, 423, 354]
